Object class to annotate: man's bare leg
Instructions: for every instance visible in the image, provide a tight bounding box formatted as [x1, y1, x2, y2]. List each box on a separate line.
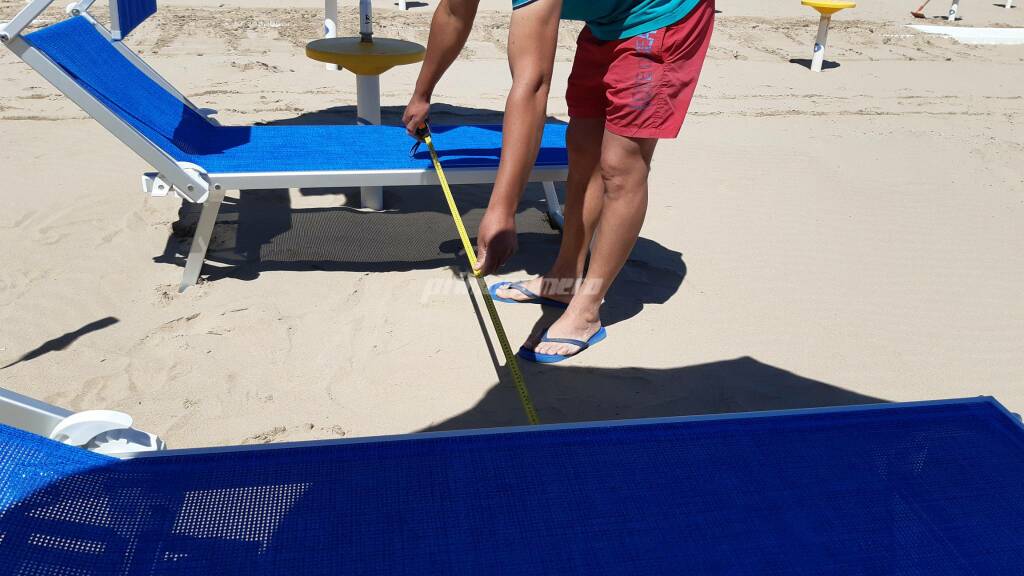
[531, 129, 657, 357]
[496, 117, 606, 302]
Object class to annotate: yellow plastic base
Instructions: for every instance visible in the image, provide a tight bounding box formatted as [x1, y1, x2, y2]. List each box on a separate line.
[306, 37, 425, 75]
[801, 0, 856, 15]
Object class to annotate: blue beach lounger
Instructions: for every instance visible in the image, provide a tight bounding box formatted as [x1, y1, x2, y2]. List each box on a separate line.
[0, 0, 569, 291]
[1, 395, 1023, 574]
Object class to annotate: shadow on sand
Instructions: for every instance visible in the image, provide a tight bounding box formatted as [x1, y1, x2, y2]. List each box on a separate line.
[789, 58, 841, 71]
[421, 356, 888, 432]
[1, 317, 119, 370]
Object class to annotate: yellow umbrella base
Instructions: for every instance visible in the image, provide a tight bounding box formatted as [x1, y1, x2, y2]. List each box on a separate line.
[306, 37, 425, 75]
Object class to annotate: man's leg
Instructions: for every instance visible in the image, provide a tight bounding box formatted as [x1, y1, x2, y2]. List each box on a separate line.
[531, 130, 657, 357]
[495, 117, 606, 302]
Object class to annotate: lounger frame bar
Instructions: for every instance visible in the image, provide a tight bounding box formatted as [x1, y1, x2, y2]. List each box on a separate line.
[2, 0, 568, 292]
[0, 387, 73, 438]
[121, 396, 1022, 459]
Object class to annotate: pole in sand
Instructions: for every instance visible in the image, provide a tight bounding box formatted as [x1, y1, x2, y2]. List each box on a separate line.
[800, 1, 856, 73]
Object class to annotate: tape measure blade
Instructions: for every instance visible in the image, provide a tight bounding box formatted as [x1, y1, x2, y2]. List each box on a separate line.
[426, 131, 540, 426]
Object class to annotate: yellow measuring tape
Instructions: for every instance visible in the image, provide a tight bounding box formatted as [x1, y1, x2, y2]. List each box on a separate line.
[419, 125, 540, 426]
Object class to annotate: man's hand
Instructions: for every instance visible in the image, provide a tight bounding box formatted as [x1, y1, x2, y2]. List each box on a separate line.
[404, 0, 480, 138]
[474, 208, 517, 276]
[403, 95, 430, 138]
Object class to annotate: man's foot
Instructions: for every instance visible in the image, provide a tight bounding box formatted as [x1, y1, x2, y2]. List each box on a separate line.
[911, 10, 926, 17]
[494, 276, 574, 305]
[525, 309, 603, 359]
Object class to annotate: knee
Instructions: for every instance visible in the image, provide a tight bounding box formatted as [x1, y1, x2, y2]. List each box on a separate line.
[599, 148, 648, 198]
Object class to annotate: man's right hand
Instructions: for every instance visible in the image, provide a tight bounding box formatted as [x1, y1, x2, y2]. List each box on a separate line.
[474, 207, 518, 276]
[404, 96, 431, 138]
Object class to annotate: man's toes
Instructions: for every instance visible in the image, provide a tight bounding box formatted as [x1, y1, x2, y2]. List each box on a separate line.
[535, 344, 556, 356]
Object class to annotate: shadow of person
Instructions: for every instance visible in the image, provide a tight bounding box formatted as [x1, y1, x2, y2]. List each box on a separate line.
[421, 357, 887, 432]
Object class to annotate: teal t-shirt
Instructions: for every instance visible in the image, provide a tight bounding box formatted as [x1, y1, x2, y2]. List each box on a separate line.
[511, 0, 702, 41]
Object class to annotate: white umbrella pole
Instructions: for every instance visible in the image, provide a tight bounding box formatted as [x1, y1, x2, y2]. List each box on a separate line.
[357, 0, 384, 210]
[324, 0, 338, 70]
[1007, 0, 1013, 10]
[948, 0, 960, 21]
[811, 14, 831, 72]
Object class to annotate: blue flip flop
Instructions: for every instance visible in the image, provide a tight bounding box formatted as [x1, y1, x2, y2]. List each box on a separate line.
[518, 327, 607, 364]
[488, 281, 569, 309]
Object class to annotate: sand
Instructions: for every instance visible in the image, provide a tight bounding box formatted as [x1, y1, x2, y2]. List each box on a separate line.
[0, 0, 1022, 448]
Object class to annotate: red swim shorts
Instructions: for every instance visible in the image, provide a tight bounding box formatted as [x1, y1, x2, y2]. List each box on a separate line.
[566, 0, 715, 139]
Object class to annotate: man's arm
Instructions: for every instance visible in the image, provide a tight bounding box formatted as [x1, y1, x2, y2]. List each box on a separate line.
[474, 0, 562, 274]
[403, 0, 480, 135]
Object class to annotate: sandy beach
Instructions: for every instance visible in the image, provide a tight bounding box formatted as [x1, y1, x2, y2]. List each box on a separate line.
[0, 0, 1021, 449]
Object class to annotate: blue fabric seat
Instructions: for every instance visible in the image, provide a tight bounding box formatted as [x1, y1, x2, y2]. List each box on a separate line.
[1, 398, 1023, 574]
[24, 16, 568, 175]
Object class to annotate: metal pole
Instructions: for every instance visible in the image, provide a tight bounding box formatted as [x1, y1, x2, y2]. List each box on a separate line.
[811, 14, 830, 72]
[948, 0, 959, 21]
[1007, 0, 1013, 9]
[360, 0, 373, 42]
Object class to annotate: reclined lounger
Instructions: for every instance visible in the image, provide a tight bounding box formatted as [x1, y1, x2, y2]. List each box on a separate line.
[1, 397, 1023, 574]
[0, 0, 569, 291]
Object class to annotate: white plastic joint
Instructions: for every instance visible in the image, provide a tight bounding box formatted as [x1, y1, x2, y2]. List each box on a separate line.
[144, 163, 210, 203]
[49, 410, 165, 456]
[143, 172, 171, 197]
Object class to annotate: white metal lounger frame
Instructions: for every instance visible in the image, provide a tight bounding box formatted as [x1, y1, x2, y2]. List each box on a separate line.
[1, 0, 567, 292]
[0, 386, 164, 456]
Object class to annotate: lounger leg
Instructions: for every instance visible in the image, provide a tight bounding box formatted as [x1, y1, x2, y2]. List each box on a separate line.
[179, 188, 226, 292]
[542, 181, 564, 230]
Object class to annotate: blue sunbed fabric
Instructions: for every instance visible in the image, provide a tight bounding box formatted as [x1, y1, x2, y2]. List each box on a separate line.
[1, 398, 1023, 574]
[24, 17, 569, 175]
[111, 0, 157, 39]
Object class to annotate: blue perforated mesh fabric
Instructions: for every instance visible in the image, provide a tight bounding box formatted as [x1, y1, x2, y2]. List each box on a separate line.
[1, 399, 1023, 574]
[24, 17, 569, 175]
[112, 0, 157, 38]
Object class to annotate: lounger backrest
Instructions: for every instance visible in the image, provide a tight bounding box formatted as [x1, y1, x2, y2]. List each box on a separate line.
[24, 16, 215, 160]
[110, 0, 157, 39]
